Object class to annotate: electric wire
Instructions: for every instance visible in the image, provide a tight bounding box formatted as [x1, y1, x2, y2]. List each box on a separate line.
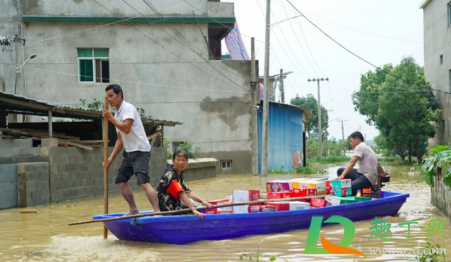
[91, 0, 249, 93]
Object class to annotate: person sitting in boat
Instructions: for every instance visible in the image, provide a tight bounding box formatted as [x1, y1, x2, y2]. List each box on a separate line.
[335, 131, 387, 195]
[157, 150, 213, 219]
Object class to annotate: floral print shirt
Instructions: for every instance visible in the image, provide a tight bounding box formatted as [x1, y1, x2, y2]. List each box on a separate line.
[157, 166, 191, 211]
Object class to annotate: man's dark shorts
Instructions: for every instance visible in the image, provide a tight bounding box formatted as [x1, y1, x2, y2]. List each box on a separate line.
[115, 150, 151, 185]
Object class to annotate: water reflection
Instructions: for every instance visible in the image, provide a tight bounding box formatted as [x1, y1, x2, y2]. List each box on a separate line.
[0, 166, 449, 261]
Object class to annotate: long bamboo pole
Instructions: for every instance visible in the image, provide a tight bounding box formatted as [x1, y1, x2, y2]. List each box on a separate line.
[103, 97, 109, 239]
[69, 195, 325, 226]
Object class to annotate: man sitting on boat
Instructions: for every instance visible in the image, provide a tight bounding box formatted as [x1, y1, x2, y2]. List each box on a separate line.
[156, 150, 213, 218]
[335, 131, 387, 195]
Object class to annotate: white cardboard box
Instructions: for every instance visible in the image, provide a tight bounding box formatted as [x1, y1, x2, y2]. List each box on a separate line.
[289, 201, 310, 210]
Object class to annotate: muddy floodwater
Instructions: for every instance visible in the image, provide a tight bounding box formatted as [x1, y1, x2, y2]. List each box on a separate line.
[0, 165, 449, 261]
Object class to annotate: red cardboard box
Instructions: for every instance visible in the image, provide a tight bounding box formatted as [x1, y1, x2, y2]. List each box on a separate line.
[203, 199, 230, 214]
[310, 198, 328, 208]
[292, 188, 307, 197]
[325, 180, 333, 195]
[307, 188, 317, 196]
[248, 205, 263, 213]
[263, 202, 289, 211]
[267, 192, 292, 199]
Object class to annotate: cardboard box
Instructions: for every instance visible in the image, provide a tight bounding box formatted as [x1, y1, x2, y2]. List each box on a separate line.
[233, 205, 249, 214]
[233, 190, 260, 202]
[248, 205, 263, 213]
[307, 188, 318, 196]
[232, 190, 260, 214]
[310, 198, 328, 208]
[330, 179, 352, 197]
[292, 180, 326, 195]
[203, 199, 230, 214]
[266, 180, 291, 192]
[325, 180, 334, 195]
[362, 188, 373, 197]
[263, 202, 290, 211]
[262, 205, 277, 212]
[292, 188, 307, 197]
[325, 195, 358, 206]
[354, 196, 372, 202]
[267, 192, 292, 199]
[289, 201, 310, 210]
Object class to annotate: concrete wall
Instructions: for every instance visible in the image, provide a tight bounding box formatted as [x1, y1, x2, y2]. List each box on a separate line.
[0, 0, 22, 93]
[423, 0, 451, 217]
[22, 0, 208, 17]
[48, 143, 168, 202]
[0, 0, 253, 174]
[168, 158, 218, 180]
[431, 171, 451, 217]
[0, 137, 218, 207]
[423, 0, 451, 145]
[17, 162, 50, 207]
[0, 164, 18, 209]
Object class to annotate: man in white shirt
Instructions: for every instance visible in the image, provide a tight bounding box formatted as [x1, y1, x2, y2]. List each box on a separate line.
[103, 84, 160, 215]
[336, 131, 380, 195]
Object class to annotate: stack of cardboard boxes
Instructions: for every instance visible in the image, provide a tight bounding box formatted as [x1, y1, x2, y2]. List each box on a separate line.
[202, 177, 373, 215]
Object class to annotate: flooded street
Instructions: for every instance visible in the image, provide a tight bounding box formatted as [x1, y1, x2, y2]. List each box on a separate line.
[0, 165, 449, 262]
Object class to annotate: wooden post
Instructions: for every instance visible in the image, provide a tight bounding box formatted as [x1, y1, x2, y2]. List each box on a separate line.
[103, 97, 109, 239]
[48, 110, 53, 138]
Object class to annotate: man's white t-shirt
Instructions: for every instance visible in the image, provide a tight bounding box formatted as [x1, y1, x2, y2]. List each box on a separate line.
[353, 142, 378, 186]
[114, 101, 151, 153]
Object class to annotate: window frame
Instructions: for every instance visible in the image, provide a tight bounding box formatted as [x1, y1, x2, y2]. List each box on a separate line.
[220, 160, 232, 170]
[77, 48, 109, 83]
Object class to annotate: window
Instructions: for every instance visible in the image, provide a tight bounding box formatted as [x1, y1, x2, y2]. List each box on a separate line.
[220, 160, 232, 170]
[440, 54, 444, 64]
[78, 48, 110, 83]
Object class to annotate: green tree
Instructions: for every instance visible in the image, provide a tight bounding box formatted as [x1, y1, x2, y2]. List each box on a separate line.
[353, 57, 440, 163]
[291, 94, 329, 140]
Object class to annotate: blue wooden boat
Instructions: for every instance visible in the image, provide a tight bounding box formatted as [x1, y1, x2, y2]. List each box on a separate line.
[93, 191, 409, 244]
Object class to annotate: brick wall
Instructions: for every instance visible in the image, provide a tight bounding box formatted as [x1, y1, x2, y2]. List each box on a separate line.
[17, 162, 50, 207]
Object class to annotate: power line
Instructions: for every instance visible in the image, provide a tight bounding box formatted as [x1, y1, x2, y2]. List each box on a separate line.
[91, 0, 249, 93]
[255, 0, 309, 79]
[285, 0, 450, 96]
[279, 0, 323, 76]
[286, 0, 380, 70]
[131, 0, 249, 89]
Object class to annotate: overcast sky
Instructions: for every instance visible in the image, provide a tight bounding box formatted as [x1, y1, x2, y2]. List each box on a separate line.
[223, 0, 424, 141]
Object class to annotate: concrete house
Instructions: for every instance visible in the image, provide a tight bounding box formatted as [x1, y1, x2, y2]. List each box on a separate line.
[0, 0, 255, 173]
[421, 0, 451, 145]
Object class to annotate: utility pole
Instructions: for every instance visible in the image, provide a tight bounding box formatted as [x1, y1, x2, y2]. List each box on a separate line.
[262, 0, 271, 176]
[14, 34, 20, 95]
[325, 124, 329, 156]
[307, 78, 328, 159]
[279, 69, 284, 103]
[341, 120, 345, 142]
[250, 38, 258, 175]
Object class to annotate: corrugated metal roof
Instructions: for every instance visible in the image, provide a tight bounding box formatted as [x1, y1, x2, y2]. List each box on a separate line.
[0, 91, 102, 119]
[0, 91, 182, 125]
[269, 101, 313, 120]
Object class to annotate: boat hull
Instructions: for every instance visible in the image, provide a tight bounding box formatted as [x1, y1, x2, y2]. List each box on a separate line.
[93, 191, 409, 244]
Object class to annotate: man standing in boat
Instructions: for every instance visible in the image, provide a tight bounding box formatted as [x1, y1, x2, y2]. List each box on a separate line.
[103, 84, 160, 215]
[336, 131, 386, 195]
